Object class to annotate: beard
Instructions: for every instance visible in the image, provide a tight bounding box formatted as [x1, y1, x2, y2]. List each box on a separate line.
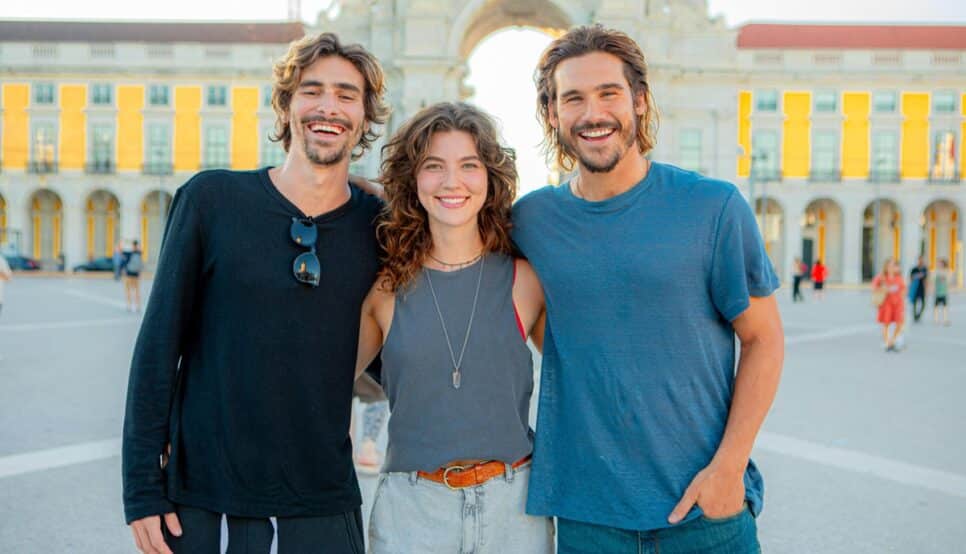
[298, 115, 360, 167]
[304, 140, 350, 166]
[559, 117, 638, 174]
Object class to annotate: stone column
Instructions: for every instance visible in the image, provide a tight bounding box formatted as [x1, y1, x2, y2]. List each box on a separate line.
[901, 202, 923, 270]
[121, 194, 142, 245]
[61, 188, 86, 271]
[841, 201, 864, 285]
[782, 199, 804, 283]
[3, 188, 29, 255]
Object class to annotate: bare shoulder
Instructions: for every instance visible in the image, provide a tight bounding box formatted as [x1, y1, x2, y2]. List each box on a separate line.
[364, 276, 395, 309]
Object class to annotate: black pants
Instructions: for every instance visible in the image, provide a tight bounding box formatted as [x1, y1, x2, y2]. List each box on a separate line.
[913, 286, 926, 321]
[792, 276, 803, 302]
[163, 505, 365, 554]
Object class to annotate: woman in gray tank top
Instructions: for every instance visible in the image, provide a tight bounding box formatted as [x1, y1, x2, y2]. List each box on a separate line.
[355, 102, 553, 553]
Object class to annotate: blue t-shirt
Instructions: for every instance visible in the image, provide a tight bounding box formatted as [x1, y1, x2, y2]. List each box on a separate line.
[512, 162, 780, 532]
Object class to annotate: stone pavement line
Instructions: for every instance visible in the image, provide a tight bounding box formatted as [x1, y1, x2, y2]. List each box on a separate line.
[784, 324, 878, 346]
[0, 438, 120, 479]
[756, 431, 966, 499]
[0, 317, 133, 332]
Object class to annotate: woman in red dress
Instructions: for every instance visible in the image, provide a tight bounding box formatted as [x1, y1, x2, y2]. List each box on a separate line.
[811, 259, 828, 301]
[872, 257, 906, 352]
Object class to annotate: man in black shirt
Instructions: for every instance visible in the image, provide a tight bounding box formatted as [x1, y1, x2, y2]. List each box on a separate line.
[123, 32, 388, 554]
[910, 256, 929, 322]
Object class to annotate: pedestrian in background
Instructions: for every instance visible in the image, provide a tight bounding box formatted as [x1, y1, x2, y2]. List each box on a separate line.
[349, 373, 387, 475]
[123, 240, 143, 313]
[933, 258, 951, 326]
[112, 239, 125, 282]
[811, 259, 828, 301]
[909, 256, 928, 323]
[872, 257, 905, 352]
[792, 257, 806, 302]
[0, 253, 11, 319]
[0, 253, 9, 362]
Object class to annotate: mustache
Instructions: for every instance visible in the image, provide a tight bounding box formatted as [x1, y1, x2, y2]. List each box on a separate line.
[300, 115, 354, 131]
[571, 120, 621, 135]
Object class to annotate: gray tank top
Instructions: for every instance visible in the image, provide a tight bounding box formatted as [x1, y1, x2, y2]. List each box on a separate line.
[380, 253, 535, 472]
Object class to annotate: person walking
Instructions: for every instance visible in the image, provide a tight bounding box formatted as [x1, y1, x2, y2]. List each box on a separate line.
[811, 259, 828, 301]
[792, 257, 806, 302]
[122, 32, 389, 554]
[350, 374, 388, 475]
[123, 240, 143, 313]
[872, 257, 906, 352]
[909, 256, 929, 322]
[0, 253, 10, 361]
[0, 252, 11, 319]
[113, 239, 125, 281]
[512, 25, 783, 553]
[933, 258, 951, 326]
[356, 102, 553, 553]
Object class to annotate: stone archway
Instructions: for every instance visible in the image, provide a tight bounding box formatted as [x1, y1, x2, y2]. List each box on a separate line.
[85, 190, 120, 260]
[141, 190, 173, 265]
[452, 0, 574, 62]
[803, 198, 844, 282]
[861, 199, 902, 281]
[922, 200, 960, 273]
[321, 0, 733, 177]
[28, 189, 63, 266]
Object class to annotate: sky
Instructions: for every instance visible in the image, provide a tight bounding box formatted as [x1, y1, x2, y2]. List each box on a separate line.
[1, 0, 963, 26]
[2, 1, 963, 192]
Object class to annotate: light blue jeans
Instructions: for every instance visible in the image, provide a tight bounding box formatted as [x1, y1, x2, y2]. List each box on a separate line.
[367, 464, 554, 554]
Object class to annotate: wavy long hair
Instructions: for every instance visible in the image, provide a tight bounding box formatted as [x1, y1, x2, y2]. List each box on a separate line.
[270, 32, 390, 159]
[377, 102, 517, 292]
[535, 24, 659, 172]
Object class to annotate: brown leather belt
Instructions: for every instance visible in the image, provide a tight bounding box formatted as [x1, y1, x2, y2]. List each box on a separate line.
[418, 455, 532, 490]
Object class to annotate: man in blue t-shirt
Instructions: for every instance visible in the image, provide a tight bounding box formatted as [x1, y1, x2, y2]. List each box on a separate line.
[513, 25, 784, 552]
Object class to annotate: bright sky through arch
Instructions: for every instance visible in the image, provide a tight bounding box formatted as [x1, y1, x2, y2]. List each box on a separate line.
[466, 28, 554, 199]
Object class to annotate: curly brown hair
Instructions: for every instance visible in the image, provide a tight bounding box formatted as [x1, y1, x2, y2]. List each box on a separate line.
[377, 102, 518, 292]
[271, 32, 390, 159]
[535, 24, 659, 172]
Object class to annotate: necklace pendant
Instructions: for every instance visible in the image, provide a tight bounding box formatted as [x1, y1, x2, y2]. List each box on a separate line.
[452, 369, 461, 389]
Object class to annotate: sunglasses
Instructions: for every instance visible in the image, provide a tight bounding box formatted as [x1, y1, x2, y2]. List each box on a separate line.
[290, 217, 320, 287]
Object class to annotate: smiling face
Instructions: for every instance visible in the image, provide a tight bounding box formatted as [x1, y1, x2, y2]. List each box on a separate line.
[549, 51, 646, 174]
[287, 55, 367, 167]
[415, 130, 488, 236]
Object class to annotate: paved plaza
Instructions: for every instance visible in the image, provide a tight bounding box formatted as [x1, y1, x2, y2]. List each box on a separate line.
[0, 276, 964, 553]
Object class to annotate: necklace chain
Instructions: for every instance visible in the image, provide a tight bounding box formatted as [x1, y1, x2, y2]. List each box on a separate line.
[423, 255, 486, 390]
[428, 251, 483, 269]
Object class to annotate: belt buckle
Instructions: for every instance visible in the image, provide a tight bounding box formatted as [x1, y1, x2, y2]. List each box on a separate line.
[442, 464, 471, 490]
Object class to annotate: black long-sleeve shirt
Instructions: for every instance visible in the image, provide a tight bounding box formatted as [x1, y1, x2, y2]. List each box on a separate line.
[122, 168, 382, 523]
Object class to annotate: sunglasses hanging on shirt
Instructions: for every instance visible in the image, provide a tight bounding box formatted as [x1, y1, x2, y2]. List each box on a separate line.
[290, 217, 321, 287]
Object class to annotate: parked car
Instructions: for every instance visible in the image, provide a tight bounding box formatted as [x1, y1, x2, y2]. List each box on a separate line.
[73, 256, 115, 272]
[4, 255, 41, 271]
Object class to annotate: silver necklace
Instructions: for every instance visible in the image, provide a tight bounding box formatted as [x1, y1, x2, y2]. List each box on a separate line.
[423, 255, 486, 389]
[428, 251, 483, 269]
